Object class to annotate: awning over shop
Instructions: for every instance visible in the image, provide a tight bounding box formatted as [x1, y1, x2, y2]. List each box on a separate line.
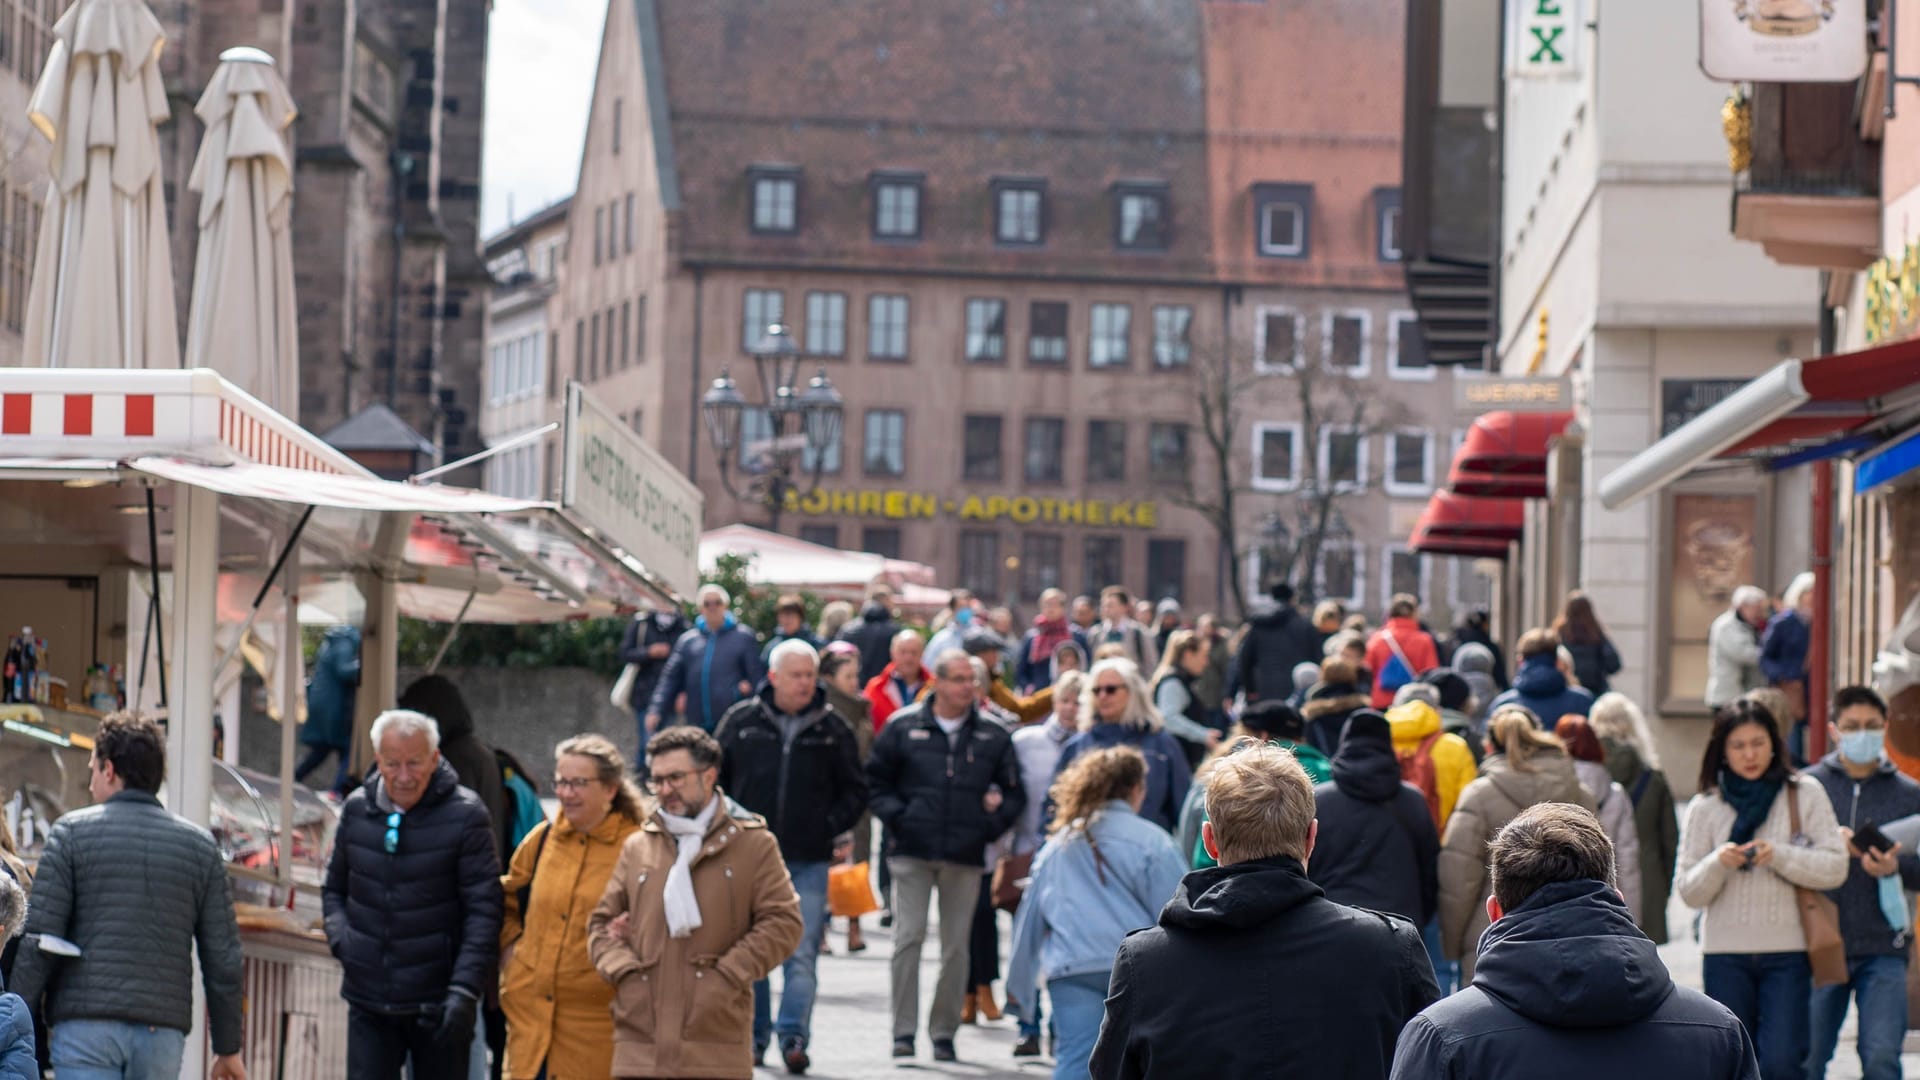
[1409, 529, 1510, 559]
[1451, 411, 1576, 475]
[1447, 468, 1547, 499]
[130, 456, 544, 514]
[1600, 340, 1920, 509]
[1411, 490, 1525, 542]
[700, 523, 951, 613]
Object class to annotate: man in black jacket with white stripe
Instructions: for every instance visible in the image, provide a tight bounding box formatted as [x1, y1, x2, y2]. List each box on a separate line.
[324, 709, 502, 1079]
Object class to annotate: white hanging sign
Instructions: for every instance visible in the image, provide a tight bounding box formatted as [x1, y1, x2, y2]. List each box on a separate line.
[1700, 0, 1868, 83]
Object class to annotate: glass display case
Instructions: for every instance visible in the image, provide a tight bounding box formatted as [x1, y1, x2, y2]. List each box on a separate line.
[210, 760, 338, 917]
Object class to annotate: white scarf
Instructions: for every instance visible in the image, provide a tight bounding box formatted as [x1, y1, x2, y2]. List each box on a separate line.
[658, 796, 721, 939]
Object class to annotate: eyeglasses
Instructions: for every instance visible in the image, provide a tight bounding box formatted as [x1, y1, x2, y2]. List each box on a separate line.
[646, 769, 699, 791]
[1092, 685, 1127, 697]
[553, 777, 599, 792]
[384, 811, 402, 854]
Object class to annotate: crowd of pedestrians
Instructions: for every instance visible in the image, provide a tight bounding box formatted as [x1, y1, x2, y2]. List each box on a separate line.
[4, 571, 1913, 1080]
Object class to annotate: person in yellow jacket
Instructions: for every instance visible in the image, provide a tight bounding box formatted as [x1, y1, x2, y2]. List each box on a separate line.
[1384, 695, 1479, 832]
[499, 734, 646, 1079]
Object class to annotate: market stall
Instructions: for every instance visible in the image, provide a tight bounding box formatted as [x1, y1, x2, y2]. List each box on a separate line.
[699, 522, 951, 614]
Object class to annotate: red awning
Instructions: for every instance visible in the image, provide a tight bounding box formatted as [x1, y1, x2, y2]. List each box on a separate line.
[1451, 411, 1576, 474]
[1412, 490, 1525, 542]
[1409, 528, 1510, 559]
[1724, 339, 1920, 456]
[1448, 468, 1547, 499]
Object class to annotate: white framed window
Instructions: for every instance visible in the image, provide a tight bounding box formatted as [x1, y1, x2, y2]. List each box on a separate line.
[1316, 541, 1365, 607]
[1254, 306, 1302, 374]
[1151, 305, 1192, 368]
[1259, 201, 1305, 256]
[1384, 429, 1434, 497]
[1380, 204, 1403, 262]
[487, 344, 504, 405]
[1387, 311, 1433, 381]
[966, 298, 1007, 363]
[805, 292, 847, 356]
[868, 294, 909, 360]
[1319, 426, 1368, 493]
[1089, 303, 1131, 367]
[1250, 422, 1301, 492]
[751, 173, 798, 234]
[742, 288, 785, 352]
[1382, 546, 1430, 612]
[1323, 310, 1371, 375]
[873, 178, 921, 239]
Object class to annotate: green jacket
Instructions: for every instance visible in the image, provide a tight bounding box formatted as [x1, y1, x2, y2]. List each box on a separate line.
[1177, 740, 1332, 869]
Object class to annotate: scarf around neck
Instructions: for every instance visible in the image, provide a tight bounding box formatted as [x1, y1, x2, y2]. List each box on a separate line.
[658, 795, 722, 938]
[1718, 769, 1783, 845]
[1030, 616, 1072, 663]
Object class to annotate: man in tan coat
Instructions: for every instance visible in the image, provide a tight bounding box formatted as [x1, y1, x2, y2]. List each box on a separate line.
[589, 726, 803, 1079]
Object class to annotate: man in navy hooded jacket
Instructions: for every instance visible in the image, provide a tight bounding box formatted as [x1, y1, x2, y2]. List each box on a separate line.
[1488, 628, 1593, 725]
[646, 584, 767, 733]
[1389, 802, 1757, 1080]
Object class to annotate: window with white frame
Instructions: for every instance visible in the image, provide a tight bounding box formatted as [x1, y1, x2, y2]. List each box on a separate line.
[868, 294, 909, 360]
[750, 170, 798, 234]
[1320, 427, 1367, 492]
[1385, 430, 1433, 496]
[1317, 541, 1364, 606]
[1376, 188, 1403, 262]
[995, 181, 1045, 245]
[1151, 305, 1192, 368]
[1388, 312, 1432, 379]
[1383, 546, 1429, 611]
[1253, 182, 1313, 258]
[864, 409, 906, 477]
[1324, 311, 1369, 374]
[966, 299, 1007, 363]
[742, 289, 784, 352]
[1028, 301, 1069, 365]
[1089, 303, 1131, 367]
[1255, 308, 1302, 373]
[1251, 422, 1300, 491]
[487, 344, 504, 404]
[805, 292, 847, 356]
[873, 175, 922, 239]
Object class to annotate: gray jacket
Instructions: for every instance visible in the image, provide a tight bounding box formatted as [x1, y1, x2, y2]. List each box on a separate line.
[1705, 609, 1763, 707]
[11, 791, 244, 1055]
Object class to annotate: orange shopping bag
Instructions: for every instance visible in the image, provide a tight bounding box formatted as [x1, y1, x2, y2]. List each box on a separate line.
[828, 861, 880, 918]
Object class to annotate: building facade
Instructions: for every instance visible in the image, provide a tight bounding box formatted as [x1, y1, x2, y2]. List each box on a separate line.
[481, 198, 571, 498]
[568, 0, 1483, 620]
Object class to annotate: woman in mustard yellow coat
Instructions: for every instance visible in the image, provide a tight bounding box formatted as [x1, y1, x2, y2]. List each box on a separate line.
[500, 734, 646, 1079]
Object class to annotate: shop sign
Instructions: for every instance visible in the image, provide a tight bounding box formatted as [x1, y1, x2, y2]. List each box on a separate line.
[785, 487, 1159, 529]
[1700, 0, 1867, 83]
[1864, 241, 1920, 345]
[1511, 0, 1582, 79]
[1661, 379, 1749, 437]
[562, 383, 703, 597]
[1453, 376, 1571, 412]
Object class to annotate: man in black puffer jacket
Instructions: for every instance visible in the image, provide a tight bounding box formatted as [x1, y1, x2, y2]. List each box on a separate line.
[1310, 711, 1439, 925]
[1389, 803, 1757, 1080]
[325, 708, 503, 1079]
[837, 584, 903, 685]
[1234, 583, 1322, 703]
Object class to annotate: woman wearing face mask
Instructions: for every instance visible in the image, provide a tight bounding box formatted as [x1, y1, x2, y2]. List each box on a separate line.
[499, 735, 646, 1080]
[1677, 699, 1847, 1080]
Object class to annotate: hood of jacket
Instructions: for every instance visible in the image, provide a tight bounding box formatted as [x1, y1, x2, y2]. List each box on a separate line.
[825, 683, 871, 725]
[1600, 737, 1649, 790]
[1160, 854, 1322, 932]
[1385, 700, 1443, 745]
[858, 601, 892, 623]
[1453, 642, 1495, 674]
[396, 675, 476, 741]
[364, 757, 462, 815]
[1481, 751, 1588, 809]
[1472, 878, 1671, 1028]
[1302, 687, 1369, 722]
[1511, 655, 1571, 699]
[1330, 714, 1403, 802]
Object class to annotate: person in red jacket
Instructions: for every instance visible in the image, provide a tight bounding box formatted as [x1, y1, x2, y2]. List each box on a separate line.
[1366, 594, 1442, 709]
[865, 630, 933, 732]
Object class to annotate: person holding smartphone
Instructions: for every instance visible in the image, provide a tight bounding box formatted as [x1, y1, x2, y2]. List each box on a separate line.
[1803, 685, 1920, 1080]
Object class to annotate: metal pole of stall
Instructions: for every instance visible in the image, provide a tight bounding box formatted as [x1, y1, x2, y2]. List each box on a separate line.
[425, 582, 480, 676]
[278, 544, 301, 889]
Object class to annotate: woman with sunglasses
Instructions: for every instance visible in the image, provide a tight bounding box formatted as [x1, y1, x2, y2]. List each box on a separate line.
[1677, 698, 1847, 1080]
[498, 735, 645, 1080]
[1049, 659, 1190, 832]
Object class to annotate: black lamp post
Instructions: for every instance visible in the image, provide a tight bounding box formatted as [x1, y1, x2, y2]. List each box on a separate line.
[701, 324, 844, 533]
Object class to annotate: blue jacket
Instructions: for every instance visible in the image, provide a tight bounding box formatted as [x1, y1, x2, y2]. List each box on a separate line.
[1006, 800, 1186, 1021]
[1052, 724, 1191, 833]
[760, 628, 824, 665]
[302, 625, 360, 750]
[646, 615, 767, 731]
[0, 994, 30, 1080]
[1759, 610, 1810, 684]
[1803, 755, 1920, 958]
[1489, 656, 1593, 726]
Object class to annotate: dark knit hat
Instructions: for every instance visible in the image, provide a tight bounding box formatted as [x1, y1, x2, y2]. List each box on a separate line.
[1339, 709, 1393, 749]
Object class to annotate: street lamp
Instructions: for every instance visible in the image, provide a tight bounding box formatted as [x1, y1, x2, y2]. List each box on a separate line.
[1259, 512, 1295, 593]
[701, 324, 844, 533]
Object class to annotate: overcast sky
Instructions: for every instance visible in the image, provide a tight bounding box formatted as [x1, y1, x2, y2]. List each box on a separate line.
[481, 0, 605, 238]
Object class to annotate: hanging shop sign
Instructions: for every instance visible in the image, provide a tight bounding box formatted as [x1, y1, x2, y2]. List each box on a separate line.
[785, 488, 1159, 529]
[1511, 0, 1583, 79]
[1453, 376, 1572, 413]
[562, 383, 704, 597]
[1700, 0, 1866, 83]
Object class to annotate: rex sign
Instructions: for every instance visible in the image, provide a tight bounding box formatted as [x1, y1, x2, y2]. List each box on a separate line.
[561, 383, 703, 598]
[1511, 0, 1581, 79]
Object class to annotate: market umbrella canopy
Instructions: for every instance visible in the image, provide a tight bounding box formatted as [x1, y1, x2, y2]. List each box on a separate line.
[20, 0, 179, 370]
[185, 47, 298, 415]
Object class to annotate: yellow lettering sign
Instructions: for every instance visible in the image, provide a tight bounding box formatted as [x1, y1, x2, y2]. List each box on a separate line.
[783, 489, 1159, 529]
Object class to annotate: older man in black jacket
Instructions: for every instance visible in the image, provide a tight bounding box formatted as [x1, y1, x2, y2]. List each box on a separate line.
[1389, 803, 1757, 1080]
[13, 714, 245, 1080]
[324, 708, 503, 1080]
[1092, 744, 1436, 1080]
[867, 648, 1025, 1064]
[716, 639, 868, 1074]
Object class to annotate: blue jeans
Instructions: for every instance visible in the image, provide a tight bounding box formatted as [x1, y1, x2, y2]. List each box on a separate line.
[50, 1019, 186, 1080]
[1703, 951, 1811, 1080]
[1421, 917, 1459, 996]
[1808, 953, 1908, 1080]
[1018, 984, 1047, 1040]
[1048, 972, 1111, 1080]
[754, 860, 830, 1050]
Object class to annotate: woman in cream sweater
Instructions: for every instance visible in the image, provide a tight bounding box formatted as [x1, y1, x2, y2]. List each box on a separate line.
[1677, 698, 1847, 1080]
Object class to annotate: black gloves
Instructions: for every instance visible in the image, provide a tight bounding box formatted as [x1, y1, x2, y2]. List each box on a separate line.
[433, 989, 478, 1048]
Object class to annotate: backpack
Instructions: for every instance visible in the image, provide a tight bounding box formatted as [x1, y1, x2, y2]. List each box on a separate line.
[1377, 632, 1417, 693]
[1397, 730, 1445, 828]
[497, 749, 548, 851]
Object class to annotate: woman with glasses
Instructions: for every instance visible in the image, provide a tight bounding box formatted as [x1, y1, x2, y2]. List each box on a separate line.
[1049, 659, 1190, 832]
[498, 735, 646, 1080]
